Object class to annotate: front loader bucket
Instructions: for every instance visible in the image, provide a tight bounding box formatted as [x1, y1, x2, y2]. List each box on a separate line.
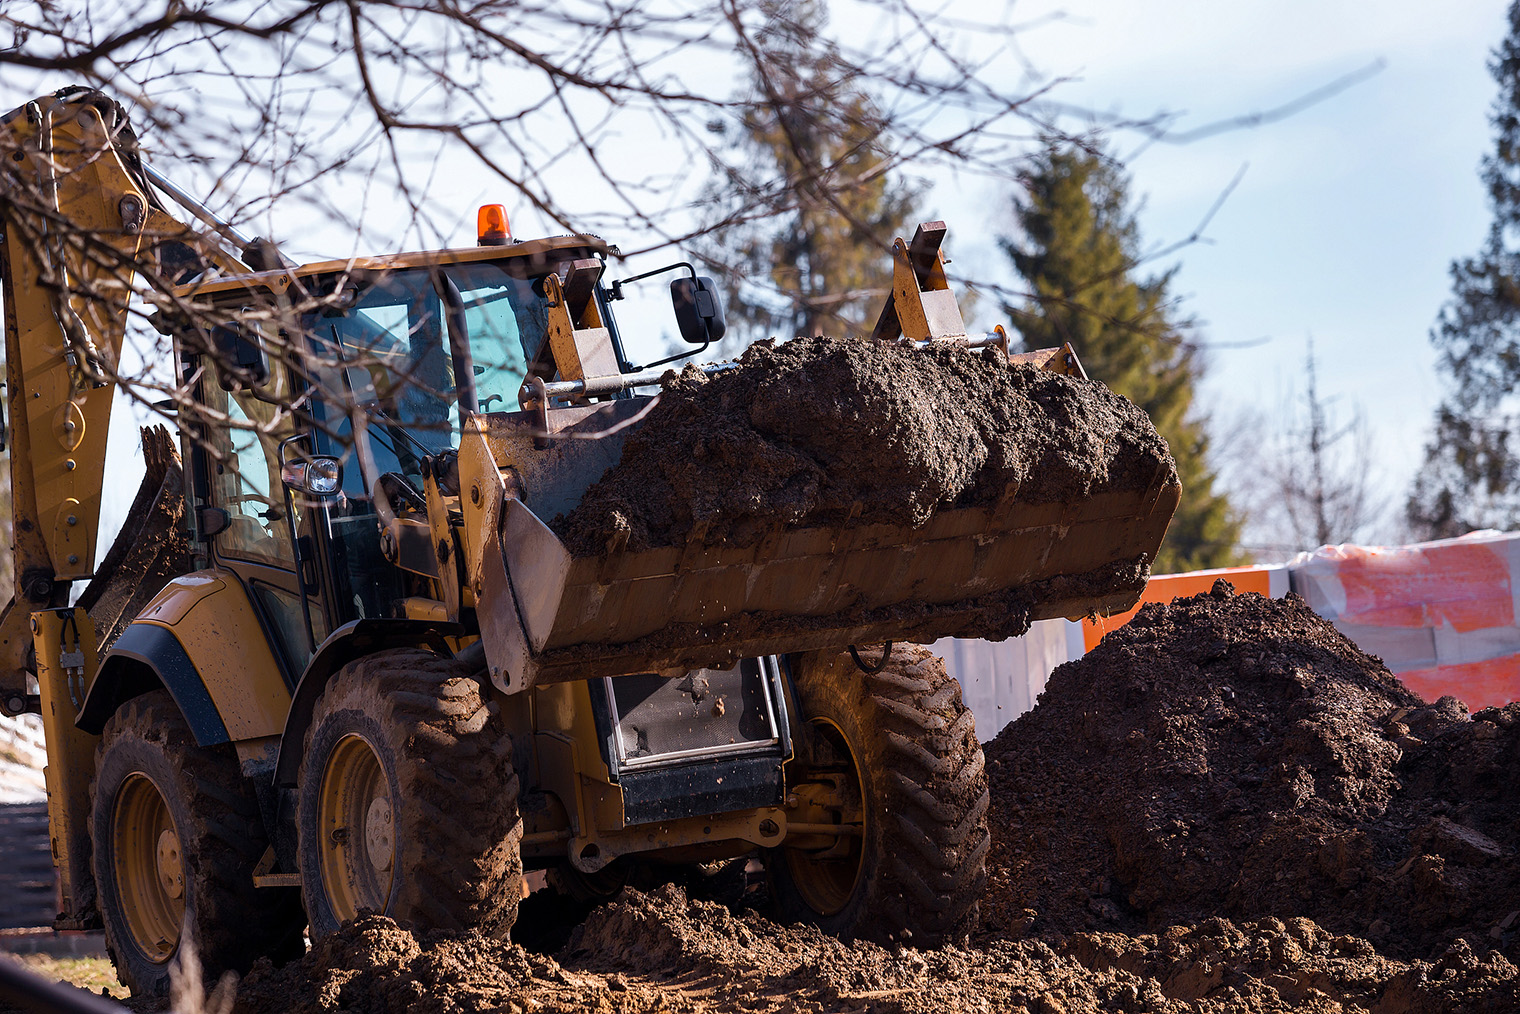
[478, 476, 1178, 691]
[466, 376, 1180, 694]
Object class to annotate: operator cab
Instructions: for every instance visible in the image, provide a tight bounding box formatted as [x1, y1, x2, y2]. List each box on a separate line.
[167, 231, 783, 848]
[168, 235, 632, 672]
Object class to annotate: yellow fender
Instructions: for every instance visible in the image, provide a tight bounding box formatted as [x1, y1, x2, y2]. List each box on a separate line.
[77, 570, 290, 745]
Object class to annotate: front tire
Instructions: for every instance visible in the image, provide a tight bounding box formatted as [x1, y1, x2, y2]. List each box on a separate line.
[296, 648, 522, 939]
[771, 644, 990, 945]
[91, 691, 302, 996]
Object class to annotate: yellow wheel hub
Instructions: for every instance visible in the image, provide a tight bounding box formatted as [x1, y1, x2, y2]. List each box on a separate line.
[112, 774, 185, 963]
[155, 828, 184, 899]
[318, 734, 396, 921]
[784, 717, 867, 917]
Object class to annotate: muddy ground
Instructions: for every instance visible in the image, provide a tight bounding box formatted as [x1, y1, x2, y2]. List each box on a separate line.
[553, 336, 1175, 557]
[21, 586, 1520, 1013]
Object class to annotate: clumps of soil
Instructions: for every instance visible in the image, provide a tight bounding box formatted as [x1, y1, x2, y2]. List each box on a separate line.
[553, 336, 1173, 556]
[981, 582, 1520, 963]
[230, 914, 593, 1014]
[77, 425, 190, 648]
[227, 885, 1520, 1014]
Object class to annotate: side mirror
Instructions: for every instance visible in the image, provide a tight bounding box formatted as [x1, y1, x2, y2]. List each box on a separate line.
[670, 276, 727, 345]
[282, 456, 343, 496]
[211, 322, 270, 392]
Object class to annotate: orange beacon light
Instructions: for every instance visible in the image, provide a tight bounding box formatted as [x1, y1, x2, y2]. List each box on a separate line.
[477, 204, 510, 246]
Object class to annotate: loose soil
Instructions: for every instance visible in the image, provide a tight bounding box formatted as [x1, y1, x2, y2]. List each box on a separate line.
[18, 586, 1520, 1013]
[981, 583, 1520, 968]
[83, 886, 1519, 1014]
[553, 336, 1175, 557]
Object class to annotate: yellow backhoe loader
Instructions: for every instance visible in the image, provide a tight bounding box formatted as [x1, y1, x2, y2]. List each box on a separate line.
[0, 87, 1180, 996]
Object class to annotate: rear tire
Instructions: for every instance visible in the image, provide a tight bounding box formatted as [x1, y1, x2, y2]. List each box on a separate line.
[297, 648, 521, 939]
[91, 691, 303, 997]
[771, 644, 990, 945]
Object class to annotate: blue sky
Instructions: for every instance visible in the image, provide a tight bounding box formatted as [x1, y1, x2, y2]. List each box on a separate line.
[939, 1, 1509, 545]
[566, 0, 1514, 548]
[53, 0, 1514, 556]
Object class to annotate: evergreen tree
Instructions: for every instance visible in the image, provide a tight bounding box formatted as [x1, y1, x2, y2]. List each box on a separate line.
[1003, 141, 1244, 572]
[1409, 3, 1520, 539]
[698, 0, 922, 340]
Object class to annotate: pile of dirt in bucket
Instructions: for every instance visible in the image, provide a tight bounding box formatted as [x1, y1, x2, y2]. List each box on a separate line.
[552, 336, 1174, 557]
[980, 581, 1520, 963]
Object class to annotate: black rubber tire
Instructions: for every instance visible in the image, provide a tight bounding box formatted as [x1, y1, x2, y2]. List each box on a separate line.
[297, 648, 522, 939]
[90, 690, 304, 997]
[772, 644, 990, 946]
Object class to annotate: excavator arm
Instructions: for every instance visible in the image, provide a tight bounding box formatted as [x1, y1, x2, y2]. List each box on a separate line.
[0, 88, 249, 712]
[0, 86, 267, 928]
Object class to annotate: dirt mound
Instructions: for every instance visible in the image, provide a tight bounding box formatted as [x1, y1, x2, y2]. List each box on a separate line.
[19, 884, 1519, 1013]
[552, 336, 1173, 556]
[224, 885, 1520, 1014]
[980, 582, 1520, 961]
[231, 914, 544, 1014]
[566, 884, 1520, 1013]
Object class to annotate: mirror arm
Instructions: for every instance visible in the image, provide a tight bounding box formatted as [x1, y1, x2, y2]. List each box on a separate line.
[632, 340, 710, 373]
[607, 261, 697, 301]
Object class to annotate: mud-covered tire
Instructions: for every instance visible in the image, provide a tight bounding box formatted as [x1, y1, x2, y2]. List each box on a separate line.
[772, 644, 990, 945]
[297, 648, 521, 939]
[91, 690, 303, 997]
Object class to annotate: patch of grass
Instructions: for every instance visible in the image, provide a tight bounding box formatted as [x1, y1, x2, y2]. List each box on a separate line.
[2, 953, 122, 996]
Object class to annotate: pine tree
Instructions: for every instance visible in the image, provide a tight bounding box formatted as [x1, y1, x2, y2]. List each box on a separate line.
[1003, 141, 1244, 572]
[1409, 3, 1520, 539]
[697, 0, 922, 341]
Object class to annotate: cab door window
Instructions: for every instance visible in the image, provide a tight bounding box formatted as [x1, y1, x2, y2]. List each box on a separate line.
[202, 382, 297, 568]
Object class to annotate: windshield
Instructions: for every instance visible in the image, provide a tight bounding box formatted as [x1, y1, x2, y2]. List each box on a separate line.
[302, 255, 603, 485]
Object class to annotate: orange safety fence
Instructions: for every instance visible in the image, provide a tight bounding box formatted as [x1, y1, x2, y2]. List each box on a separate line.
[1328, 541, 1513, 633]
[1291, 534, 1520, 711]
[1081, 565, 1288, 652]
[1398, 656, 1520, 712]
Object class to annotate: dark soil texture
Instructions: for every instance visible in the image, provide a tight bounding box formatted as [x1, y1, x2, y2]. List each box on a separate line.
[185, 886, 1520, 1014]
[180, 588, 1520, 1012]
[21, 585, 1520, 1012]
[981, 582, 1520, 967]
[552, 336, 1175, 557]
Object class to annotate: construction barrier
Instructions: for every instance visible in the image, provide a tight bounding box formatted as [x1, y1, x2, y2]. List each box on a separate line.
[939, 565, 1289, 741]
[945, 534, 1520, 741]
[1290, 532, 1520, 711]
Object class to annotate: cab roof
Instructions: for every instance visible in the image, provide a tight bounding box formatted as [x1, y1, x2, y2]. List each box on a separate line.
[175, 233, 612, 299]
